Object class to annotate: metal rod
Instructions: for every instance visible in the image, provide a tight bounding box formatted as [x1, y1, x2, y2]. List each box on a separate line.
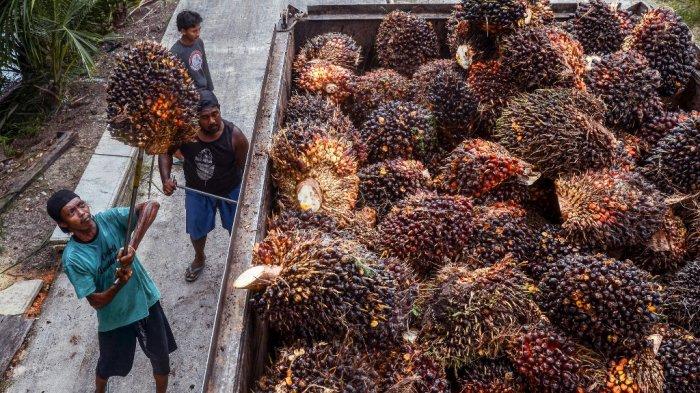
[123, 148, 145, 252]
[147, 154, 156, 199]
[176, 184, 238, 204]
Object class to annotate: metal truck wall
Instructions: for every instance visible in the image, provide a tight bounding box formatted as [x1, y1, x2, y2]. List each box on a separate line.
[202, 2, 700, 392]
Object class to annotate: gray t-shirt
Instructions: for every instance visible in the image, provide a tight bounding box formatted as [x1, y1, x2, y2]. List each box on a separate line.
[171, 38, 214, 91]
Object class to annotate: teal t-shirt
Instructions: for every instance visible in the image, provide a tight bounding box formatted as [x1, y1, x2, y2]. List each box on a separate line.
[62, 207, 161, 332]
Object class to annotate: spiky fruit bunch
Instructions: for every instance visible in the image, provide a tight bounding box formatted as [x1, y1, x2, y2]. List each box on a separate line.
[467, 60, 517, 129]
[446, 7, 500, 65]
[423, 67, 479, 146]
[494, 88, 618, 177]
[641, 115, 700, 194]
[664, 260, 700, 335]
[461, 203, 537, 269]
[375, 10, 439, 76]
[378, 192, 474, 275]
[501, 27, 586, 91]
[271, 126, 359, 218]
[537, 254, 662, 351]
[375, 344, 451, 393]
[687, 198, 700, 258]
[566, 0, 635, 55]
[358, 159, 431, 217]
[458, 360, 526, 393]
[526, 224, 592, 280]
[295, 60, 354, 104]
[460, 0, 528, 32]
[614, 132, 648, 172]
[413, 60, 459, 106]
[624, 8, 696, 96]
[585, 51, 663, 131]
[267, 209, 338, 235]
[249, 235, 400, 342]
[507, 321, 606, 392]
[434, 139, 537, 201]
[418, 260, 540, 367]
[361, 100, 436, 163]
[107, 40, 198, 154]
[603, 350, 664, 393]
[526, 0, 555, 27]
[638, 110, 698, 148]
[284, 93, 352, 129]
[656, 331, 700, 392]
[349, 68, 413, 121]
[293, 32, 361, 72]
[626, 211, 688, 274]
[254, 341, 378, 393]
[556, 169, 666, 249]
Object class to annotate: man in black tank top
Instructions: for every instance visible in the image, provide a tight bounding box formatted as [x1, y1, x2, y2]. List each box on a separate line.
[158, 91, 249, 282]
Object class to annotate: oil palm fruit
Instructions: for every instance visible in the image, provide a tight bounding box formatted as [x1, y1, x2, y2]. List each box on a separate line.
[358, 159, 431, 217]
[376, 10, 439, 76]
[625, 210, 688, 275]
[293, 32, 361, 72]
[566, 0, 636, 55]
[107, 40, 199, 154]
[349, 68, 413, 122]
[664, 259, 700, 336]
[460, 0, 529, 33]
[656, 329, 700, 392]
[295, 60, 354, 105]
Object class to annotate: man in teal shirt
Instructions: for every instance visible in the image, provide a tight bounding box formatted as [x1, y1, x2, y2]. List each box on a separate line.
[47, 190, 176, 393]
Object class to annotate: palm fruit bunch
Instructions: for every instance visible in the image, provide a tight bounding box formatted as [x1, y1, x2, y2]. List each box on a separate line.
[375, 10, 439, 76]
[459, 0, 529, 33]
[625, 210, 688, 275]
[284, 94, 367, 163]
[526, 0, 555, 27]
[374, 344, 451, 393]
[641, 114, 700, 194]
[603, 348, 664, 393]
[414, 64, 478, 146]
[446, 12, 498, 67]
[434, 138, 537, 203]
[556, 169, 666, 249]
[270, 123, 359, 218]
[358, 159, 431, 217]
[458, 360, 527, 393]
[254, 341, 379, 393]
[537, 254, 662, 352]
[664, 259, 700, 335]
[467, 59, 517, 129]
[656, 329, 700, 392]
[525, 224, 593, 280]
[494, 88, 618, 178]
[349, 68, 413, 121]
[106, 40, 198, 154]
[506, 320, 607, 392]
[412, 60, 458, 105]
[418, 259, 541, 367]
[638, 110, 698, 148]
[461, 202, 538, 269]
[565, 0, 635, 55]
[244, 234, 401, 343]
[687, 198, 700, 258]
[361, 100, 436, 163]
[614, 132, 648, 172]
[585, 51, 663, 131]
[500, 27, 586, 91]
[624, 8, 696, 96]
[378, 192, 474, 275]
[295, 60, 354, 105]
[293, 32, 361, 72]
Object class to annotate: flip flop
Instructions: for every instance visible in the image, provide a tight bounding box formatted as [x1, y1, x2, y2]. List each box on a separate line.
[185, 263, 205, 282]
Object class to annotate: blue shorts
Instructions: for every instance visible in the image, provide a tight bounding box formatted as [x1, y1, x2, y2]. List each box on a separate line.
[185, 186, 240, 240]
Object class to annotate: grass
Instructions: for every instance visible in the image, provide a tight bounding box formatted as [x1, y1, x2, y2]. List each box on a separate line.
[659, 0, 700, 29]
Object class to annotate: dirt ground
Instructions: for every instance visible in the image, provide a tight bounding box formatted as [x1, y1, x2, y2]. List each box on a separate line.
[0, 0, 178, 293]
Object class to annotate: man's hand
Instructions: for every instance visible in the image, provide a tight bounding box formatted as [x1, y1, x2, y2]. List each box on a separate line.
[163, 178, 177, 196]
[117, 246, 135, 268]
[115, 266, 133, 285]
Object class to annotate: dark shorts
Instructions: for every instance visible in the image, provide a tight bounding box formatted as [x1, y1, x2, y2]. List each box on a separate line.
[96, 301, 177, 379]
[185, 185, 240, 240]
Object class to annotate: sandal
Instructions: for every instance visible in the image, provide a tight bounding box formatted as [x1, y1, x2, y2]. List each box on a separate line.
[185, 260, 206, 282]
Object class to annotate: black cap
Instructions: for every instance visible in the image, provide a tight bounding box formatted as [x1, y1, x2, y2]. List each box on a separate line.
[198, 90, 220, 112]
[46, 189, 79, 225]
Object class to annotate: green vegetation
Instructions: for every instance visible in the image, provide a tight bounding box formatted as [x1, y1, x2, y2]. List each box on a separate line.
[0, 0, 137, 153]
[660, 0, 700, 28]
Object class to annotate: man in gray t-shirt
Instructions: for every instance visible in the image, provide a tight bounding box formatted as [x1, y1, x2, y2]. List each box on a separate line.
[171, 10, 214, 92]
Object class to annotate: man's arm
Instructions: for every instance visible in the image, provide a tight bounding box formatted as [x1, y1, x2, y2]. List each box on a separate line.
[158, 154, 176, 196]
[129, 200, 160, 251]
[232, 125, 249, 177]
[86, 256, 132, 309]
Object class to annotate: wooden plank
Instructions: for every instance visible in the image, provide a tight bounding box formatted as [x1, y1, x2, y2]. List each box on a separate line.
[0, 315, 34, 374]
[0, 131, 76, 213]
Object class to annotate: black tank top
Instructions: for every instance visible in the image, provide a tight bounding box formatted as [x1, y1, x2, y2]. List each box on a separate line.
[180, 120, 242, 196]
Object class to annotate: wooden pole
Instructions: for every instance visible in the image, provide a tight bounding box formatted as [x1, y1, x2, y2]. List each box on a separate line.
[122, 147, 145, 266]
